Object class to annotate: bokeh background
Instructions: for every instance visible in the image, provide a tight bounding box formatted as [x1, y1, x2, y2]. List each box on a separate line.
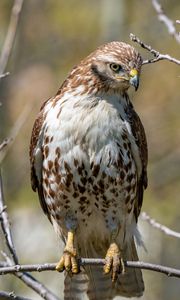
[0, 0, 180, 299]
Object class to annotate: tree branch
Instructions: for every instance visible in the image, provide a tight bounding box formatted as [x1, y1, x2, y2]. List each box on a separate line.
[0, 0, 24, 79]
[0, 138, 12, 153]
[141, 212, 180, 239]
[0, 3, 179, 294]
[0, 173, 60, 300]
[0, 291, 31, 300]
[152, 0, 180, 44]
[130, 33, 180, 65]
[1, 252, 60, 300]
[0, 170, 18, 264]
[14, 272, 60, 300]
[0, 72, 10, 79]
[0, 104, 32, 164]
[0, 259, 180, 278]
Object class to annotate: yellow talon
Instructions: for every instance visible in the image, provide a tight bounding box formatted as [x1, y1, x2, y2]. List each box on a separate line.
[71, 256, 79, 274]
[104, 255, 113, 274]
[56, 231, 79, 274]
[56, 256, 65, 272]
[104, 242, 124, 282]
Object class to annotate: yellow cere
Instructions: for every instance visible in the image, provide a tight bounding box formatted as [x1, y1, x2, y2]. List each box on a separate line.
[130, 69, 138, 77]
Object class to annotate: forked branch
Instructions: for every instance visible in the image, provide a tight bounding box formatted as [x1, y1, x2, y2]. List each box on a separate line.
[130, 33, 180, 65]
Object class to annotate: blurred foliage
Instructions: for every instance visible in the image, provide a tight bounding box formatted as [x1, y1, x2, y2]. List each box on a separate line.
[0, 0, 180, 299]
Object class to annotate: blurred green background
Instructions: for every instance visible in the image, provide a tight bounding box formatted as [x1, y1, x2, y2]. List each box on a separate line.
[0, 0, 180, 299]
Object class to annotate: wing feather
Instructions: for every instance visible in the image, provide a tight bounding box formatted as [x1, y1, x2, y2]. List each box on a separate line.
[29, 100, 51, 220]
[126, 102, 148, 221]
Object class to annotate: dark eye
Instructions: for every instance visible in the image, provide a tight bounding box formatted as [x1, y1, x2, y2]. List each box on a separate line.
[110, 63, 122, 72]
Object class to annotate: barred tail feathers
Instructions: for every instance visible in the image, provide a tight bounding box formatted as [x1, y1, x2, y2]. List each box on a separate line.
[64, 269, 89, 300]
[115, 238, 144, 297]
[64, 238, 144, 299]
[85, 242, 115, 300]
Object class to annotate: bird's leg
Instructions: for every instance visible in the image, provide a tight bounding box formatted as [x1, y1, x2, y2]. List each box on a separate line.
[104, 231, 125, 282]
[56, 230, 79, 274]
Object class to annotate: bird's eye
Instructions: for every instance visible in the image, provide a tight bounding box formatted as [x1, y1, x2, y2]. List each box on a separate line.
[110, 63, 122, 73]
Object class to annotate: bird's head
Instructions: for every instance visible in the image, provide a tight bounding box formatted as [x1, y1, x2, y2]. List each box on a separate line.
[83, 41, 143, 94]
[61, 42, 143, 97]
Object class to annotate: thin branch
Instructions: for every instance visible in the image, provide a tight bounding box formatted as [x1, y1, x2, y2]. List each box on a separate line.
[0, 1, 60, 299]
[0, 177, 60, 300]
[0, 170, 18, 264]
[0, 205, 7, 215]
[0, 138, 12, 153]
[130, 33, 180, 65]
[0, 0, 24, 78]
[141, 212, 180, 239]
[0, 259, 180, 279]
[1, 252, 60, 300]
[0, 261, 7, 268]
[0, 291, 31, 300]
[14, 272, 60, 300]
[0, 104, 32, 163]
[125, 261, 180, 278]
[0, 262, 56, 274]
[152, 0, 180, 44]
[0, 72, 10, 79]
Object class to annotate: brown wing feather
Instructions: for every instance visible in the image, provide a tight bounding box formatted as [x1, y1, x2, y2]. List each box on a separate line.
[29, 99, 51, 219]
[126, 101, 148, 221]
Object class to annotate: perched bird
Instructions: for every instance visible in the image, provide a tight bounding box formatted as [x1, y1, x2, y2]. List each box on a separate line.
[30, 41, 148, 300]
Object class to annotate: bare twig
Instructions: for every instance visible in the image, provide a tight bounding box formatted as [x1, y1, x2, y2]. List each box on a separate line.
[1, 252, 60, 300]
[152, 0, 180, 44]
[1, 258, 60, 300]
[0, 259, 180, 279]
[0, 262, 56, 274]
[0, 138, 12, 153]
[130, 33, 180, 65]
[141, 212, 180, 239]
[0, 72, 10, 79]
[15, 272, 60, 300]
[0, 205, 7, 215]
[0, 261, 7, 268]
[0, 1, 61, 299]
[0, 170, 18, 263]
[0, 4, 28, 153]
[125, 261, 180, 278]
[0, 174, 60, 300]
[0, 0, 24, 78]
[0, 105, 32, 163]
[0, 291, 31, 300]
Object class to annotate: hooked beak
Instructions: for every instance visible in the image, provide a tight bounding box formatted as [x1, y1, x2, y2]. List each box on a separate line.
[129, 69, 139, 91]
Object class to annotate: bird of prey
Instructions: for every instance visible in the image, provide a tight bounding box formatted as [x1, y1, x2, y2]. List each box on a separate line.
[30, 41, 148, 300]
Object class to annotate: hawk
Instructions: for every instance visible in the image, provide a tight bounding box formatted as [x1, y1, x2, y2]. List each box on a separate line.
[30, 41, 148, 300]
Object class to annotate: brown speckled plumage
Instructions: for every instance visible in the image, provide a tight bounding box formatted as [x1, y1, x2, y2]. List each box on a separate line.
[30, 41, 147, 299]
